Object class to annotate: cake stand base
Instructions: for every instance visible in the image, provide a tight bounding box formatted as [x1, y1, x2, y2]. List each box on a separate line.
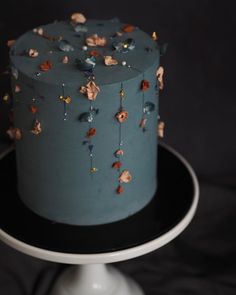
[0, 144, 199, 295]
[50, 264, 144, 295]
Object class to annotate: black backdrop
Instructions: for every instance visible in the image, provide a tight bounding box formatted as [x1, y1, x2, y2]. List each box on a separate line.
[0, 1, 236, 294]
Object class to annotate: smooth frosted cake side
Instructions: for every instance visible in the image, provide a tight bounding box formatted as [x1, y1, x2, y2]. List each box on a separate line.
[9, 14, 162, 225]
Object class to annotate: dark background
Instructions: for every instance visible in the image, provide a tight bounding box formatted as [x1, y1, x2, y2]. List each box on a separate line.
[0, 0, 236, 294]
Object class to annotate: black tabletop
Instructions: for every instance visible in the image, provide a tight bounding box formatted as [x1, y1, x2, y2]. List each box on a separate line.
[0, 145, 194, 254]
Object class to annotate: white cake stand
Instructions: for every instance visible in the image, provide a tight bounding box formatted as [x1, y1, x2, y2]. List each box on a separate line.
[0, 143, 199, 295]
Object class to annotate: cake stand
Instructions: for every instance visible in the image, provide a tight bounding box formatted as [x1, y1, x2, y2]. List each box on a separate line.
[0, 143, 199, 295]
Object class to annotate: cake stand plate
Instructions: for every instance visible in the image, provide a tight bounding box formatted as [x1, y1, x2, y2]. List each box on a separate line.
[0, 143, 199, 295]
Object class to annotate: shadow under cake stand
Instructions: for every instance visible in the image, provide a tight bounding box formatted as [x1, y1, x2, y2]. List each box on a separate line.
[0, 143, 199, 295]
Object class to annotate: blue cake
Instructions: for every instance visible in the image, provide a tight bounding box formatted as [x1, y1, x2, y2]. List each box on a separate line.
[8, 13, 164, 225]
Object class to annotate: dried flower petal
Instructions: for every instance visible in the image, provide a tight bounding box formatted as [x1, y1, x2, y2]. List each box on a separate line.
[80, 81, 100, 101]
[156, 66, 164, 90]
[31, 120, 42, 135]
[122, 24, 135, 33]
[158, 121, 165, 138]
[28, 49, 39, 57]
[7, 40, 15, 47]
[89, 50, 100, 57]
[86, 34, 107, 47]
[141, 80, 150, 91]
[115, 149, 124, 157]
[77, 57, 96, 71]
[33, 27, 44, 36]
[116, 185, 124, 194]
[29, 105, 37, 114]
[86, 128, 96, 138]
[113, 38, 135, 53]
[104, 55, 118, 66]
[39, 60, 53, 72]
[112, 161, 122, 169]
[62, 56, 69, 64]
[116, 110, 128, 123]
[139, 118, 147, 128]
[58, 40, 74, 52]
[119, 170, 132, 183]
[143, 102, 155, 114]
[74, 24, 88, 33]
[152, 32, 158, 41]
[7, 127, 22, 140]
[71, 12, 86, 24]
[15, 85, 21, 93]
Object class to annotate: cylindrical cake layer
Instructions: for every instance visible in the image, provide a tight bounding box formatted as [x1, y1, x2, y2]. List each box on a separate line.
[10, 19, 160, 225]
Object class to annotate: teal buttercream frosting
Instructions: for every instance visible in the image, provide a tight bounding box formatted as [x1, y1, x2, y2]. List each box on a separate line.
[10, 17, 160, 225]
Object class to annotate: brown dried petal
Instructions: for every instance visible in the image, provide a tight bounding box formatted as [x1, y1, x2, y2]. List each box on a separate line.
[71, 12, 86, 24]
[6, 127, 22, 140]
[86, 34, 107, 47]
[80, 81, 100, 101]
[7, 40, 15, 47]
[122, 24, 135, 33]
[31, 120, 42, 135]
[28, 49, 39, 57]
[156, 66, 164, 90]
[119, 170, 132, 183]
[39, 60, 53, 72]
[104, 56, 118, 66]
[116, 110, 128, 123]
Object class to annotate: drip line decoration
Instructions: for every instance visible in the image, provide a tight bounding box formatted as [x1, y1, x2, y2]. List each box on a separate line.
[59, 83, 72, 121]
[79, 76, 100, 175]
[30, 92, 44, 135]
[139, 76, 155, 132]
[113, 83, 132, 195]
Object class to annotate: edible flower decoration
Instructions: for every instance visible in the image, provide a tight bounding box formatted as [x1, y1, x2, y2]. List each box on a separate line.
[77, 57, 96, 71]
[115, 149, 124, 157]
[33, 27, 44, 36]
[28, 49, 39, 57]
[158, 121, 165, 138]
[152, 32, 158, 41]
[116, 185, 124, 194]
[89, 50, 100, 57]
[31, 120, 42, 135]
[104, 56, 118, 66]
[39, 60, 53, 72]
[58, 40, 74, 52]
[7, 40, 15, 47]
[80, 81, 100, 101]
[79, 108, 99, 123]
[6, 127, 22, 140]
[61, 56, 69, 64]
[122, 24, 135, 33]
[141, 80, 150, 91]
[86, 128, 97, 138]
[113, 38, 135, 53]
[116, 110, 128, 123]
[86, 34, 107, 47]
[119, 170, 132, 183]
[29, 105, 37, 114]
[15, 85, 21, 93]
[156, 66, 164, 90]
[71, 12, 86, 24]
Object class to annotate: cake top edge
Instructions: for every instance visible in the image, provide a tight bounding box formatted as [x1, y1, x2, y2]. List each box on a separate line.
[9, 13, 160, 86]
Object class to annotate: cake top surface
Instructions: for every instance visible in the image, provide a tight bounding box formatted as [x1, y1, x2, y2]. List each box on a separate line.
[10, 17, 159, 86]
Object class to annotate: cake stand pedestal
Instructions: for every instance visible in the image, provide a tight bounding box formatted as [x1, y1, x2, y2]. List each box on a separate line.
[0, 143, 199, 295]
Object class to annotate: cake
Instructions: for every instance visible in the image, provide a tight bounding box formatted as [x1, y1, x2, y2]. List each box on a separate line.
[7, 13, 165, 225]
